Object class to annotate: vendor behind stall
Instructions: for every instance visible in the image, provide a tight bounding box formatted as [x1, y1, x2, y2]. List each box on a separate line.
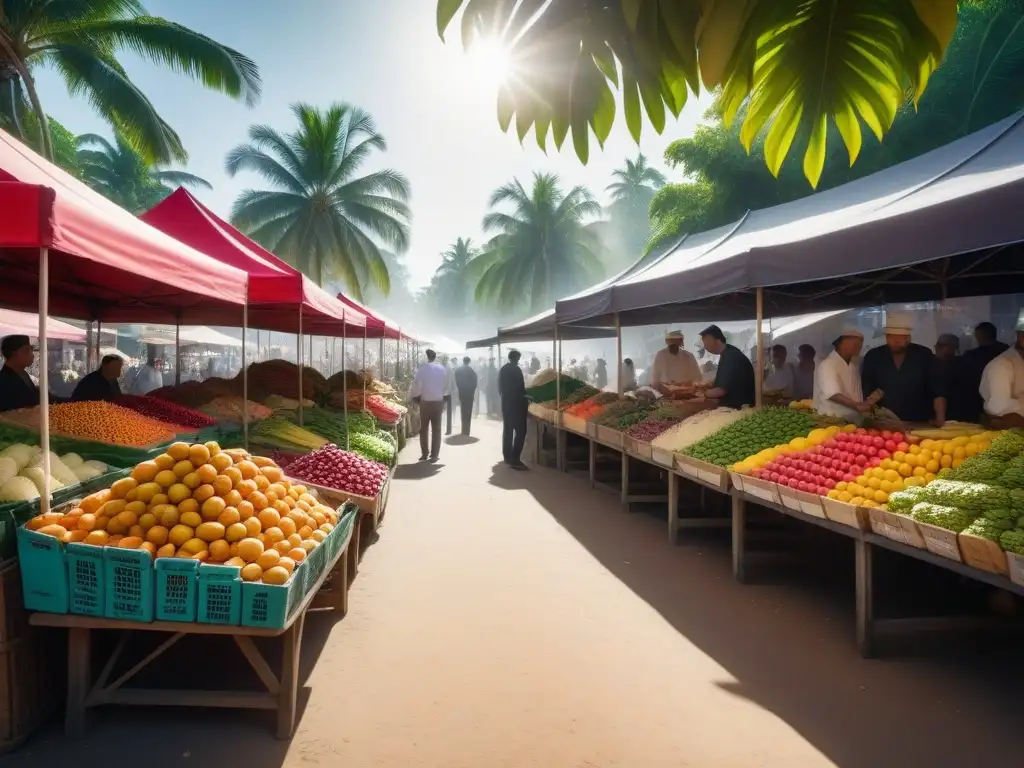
[793, 344, 816, 400]
[763, 344, 796, 397]
[697, 325, 755, 408]
[71, 354, 124, 403]
[814, 328, 876, 420]
[979, 318, 1024, 426]
[934, 334, 979, 423]
[651, 330, 701, 395]
[860, 312, 946, 425]
[0, 335, 39, 413]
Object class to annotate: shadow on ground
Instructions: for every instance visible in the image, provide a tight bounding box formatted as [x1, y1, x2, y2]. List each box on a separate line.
[445, 435, 480, 446]
[489, 451, 1024, 768]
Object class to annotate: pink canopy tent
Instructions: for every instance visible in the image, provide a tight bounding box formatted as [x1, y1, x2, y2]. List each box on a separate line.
[141, 188, 367, 336]
[0, 309, 85, 342]
[335, 293, 406, 340]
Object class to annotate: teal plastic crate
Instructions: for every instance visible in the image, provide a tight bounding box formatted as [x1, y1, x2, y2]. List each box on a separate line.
[198, 563, 241, 625]
[16, 525, 69, 614]
[66, 541, 106, 616]
[155, 558, 199, 622]
[240, 564, 305, 629]
[103, 547, 154, 622]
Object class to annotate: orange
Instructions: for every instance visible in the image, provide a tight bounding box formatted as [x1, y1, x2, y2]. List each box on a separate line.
[287, 533, 302, 548]
[226, 556, 246, 568]
[167, 442, 191, 461]
[272, 499, 291, 517]
[172, 460, 194, 479]
[236, 460, 259, 480]
[153, 453, 176, 470]
[135, 482, 161, 504]
[150, 493, 169, 507]
[256, 548, 280, 570]
[196, 464, 218, 484]
[182, 472, 201, 490]
[212, 475, 233, 496]
[222, 467, 243, 487]
[181, 538, 207, 555]
[238, 538, 264, 563]
[243, 517, 263, 537]
[180, 510, 203, 529]
[211, 453, 233, 473]
[263, 526, 285, 545]
[116, 510, 139, 529]
[78, 513, 97, 532]
[196, 522, 225, 542]
[278, 517, 297, 537]
[237, 500, 255, 520]
[193, 484, 216, 503]
[262, 566, 289, 586]
[129, 525, 145, 538]
[225, 522, 248, 542]
[131, 461, 160, 484]
[167, 483, 191, 504]
[191, 551, 210, 562]
[138, 513, 157, 530]
[277, 556, 296, 574]
[236, 479, 258, 499]
[178, 497, 199, 516]
[125, 500, 147, 517]
[201, 496, 226, 520]
[288, 547, 306, 563]
[109, 477, 138, 499]
[146, 525, 170, 546]
[85, 530, 109, 546]
[118, 536, 144, 550]
[204, 440, 223, 456]
[189, 444, 211, 466]
[274, 540, 292, 554]
[241, 563, 263, 582]
[222, 489, 243, 508]
[218, 507, 241, 527]
[168, 524, 194, 547]
[208, 539, 230, 562]
[258, 508, 281, 530]
[261, 465, 283, 483]
[159, 505, 181, 527]
[156, 543, 176, 558]
[154, 469, 177, 488]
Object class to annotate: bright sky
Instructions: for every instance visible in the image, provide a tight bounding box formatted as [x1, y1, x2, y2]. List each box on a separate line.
[34, 0, 712, 292]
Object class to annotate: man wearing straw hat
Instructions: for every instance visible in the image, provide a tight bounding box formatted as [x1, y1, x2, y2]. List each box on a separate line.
[861, 311, 946, 425]
[651, 330, 701, 396]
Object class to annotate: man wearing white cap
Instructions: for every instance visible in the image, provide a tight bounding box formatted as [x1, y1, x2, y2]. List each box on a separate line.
[651, 330, 701, 396]
[979, 319, 1024, 426]
[813, 328, 876, 420]
[861, 311, 946, 424]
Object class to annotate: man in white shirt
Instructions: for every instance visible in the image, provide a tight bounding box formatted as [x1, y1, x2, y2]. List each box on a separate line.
[813, 328, 876, 421]
[763, 344, 796, 397]
[410, 348, 448, 461]
[980, 320, 1024, 426]
[130, 346, 163, 395]
[443, 356, 457, 436]
[651, 330, 701, 395]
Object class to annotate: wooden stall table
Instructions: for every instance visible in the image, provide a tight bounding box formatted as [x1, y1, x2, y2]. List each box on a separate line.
[30, 520, 355, 741]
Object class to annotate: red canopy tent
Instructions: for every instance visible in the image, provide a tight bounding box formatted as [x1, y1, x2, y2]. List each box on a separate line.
[141, 188, 366, 336]
[335, 293, 403, 340]
[0, 130, 251, 512]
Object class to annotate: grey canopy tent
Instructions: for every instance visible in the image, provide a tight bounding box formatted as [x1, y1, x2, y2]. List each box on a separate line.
[553, 111, 1024, 326]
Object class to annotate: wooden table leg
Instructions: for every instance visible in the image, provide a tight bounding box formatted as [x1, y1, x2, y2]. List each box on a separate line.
[277, 611, 306, 740]
[65, 626, 91, 737]
[337, 546, 349, 617]
[620, 452, 630, 511]
[731, 490, 747, 584]
[667, 471, 679, 544]
[855, 537, 875, 658]
[348, 515, 361, 577]
[588, 439, 596, 489]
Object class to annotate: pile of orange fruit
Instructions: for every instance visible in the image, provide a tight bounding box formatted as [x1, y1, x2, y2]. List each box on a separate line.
[26, 441, 340, 585]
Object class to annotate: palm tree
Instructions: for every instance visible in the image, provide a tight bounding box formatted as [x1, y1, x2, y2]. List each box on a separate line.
[0, 0, 261, 163]
[431, 237, 478, 317]
[76, 133, 210, 213]
[473, 173, 605, 314]
[606, 153, 666, 262]
[226, 102, 412, 300]
[436, 0, 962, 186]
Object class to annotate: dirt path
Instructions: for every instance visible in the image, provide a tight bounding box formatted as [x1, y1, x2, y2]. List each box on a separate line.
[14, 418, 1020, 767]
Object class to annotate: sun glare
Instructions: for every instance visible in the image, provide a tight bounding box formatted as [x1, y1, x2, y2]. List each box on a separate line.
[467, 40, 512, 87]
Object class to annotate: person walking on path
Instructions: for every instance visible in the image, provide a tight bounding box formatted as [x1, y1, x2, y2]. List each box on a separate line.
[410, 349, 447, 462]
[443, 356, 457, 436]
[499, 349, 528, 469]
[454, 357, 478, 436]
[485, 359, 500, 418]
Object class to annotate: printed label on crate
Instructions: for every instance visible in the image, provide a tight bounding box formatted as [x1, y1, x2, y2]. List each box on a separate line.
[924, 535, 961, 561]
[885, 523, 906, 543]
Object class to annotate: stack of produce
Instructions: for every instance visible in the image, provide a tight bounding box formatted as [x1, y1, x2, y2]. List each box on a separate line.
[150, 377, 240, 408]
[285, 443, 388, 498]
[263, 395, 316, 411]
[23, 441, 341, 585]
[199, 396, 274, 422]
[590, 399, 641, 427]
[118, 395, 219, 429]
[559, 385, 600, 408]
[347, 393, 406, 424]
[250, 417, 328, 453]
[1, 402, 178, 447]
[564, 393, 620, 421]
[682, 407, 817, 467]
[285, 407, 357, 445]
[327, 369, 370, 392]
[525, 376, 589, 405]
[348, 432, 397, 467]
[242, 360, 330, 402]
[0, 445, 110, 501]
[651, 408, 750, 452]
[529, 368, 557, 388]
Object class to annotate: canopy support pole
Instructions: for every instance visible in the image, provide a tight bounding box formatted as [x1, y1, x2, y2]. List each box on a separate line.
[174, 321, 181, 386]
[755, 286, 764, 409]
[555, 323, 561, 409]
[297, 307, 304, 427]
[362, 323, 367, 409]
[95, 321, 102, 370]
[342, 315, 349, 450]
[85, 322, 94, 370]
[615, 312, 623, 395]
[379, 337, 384, 380]
[38, 247, 51, 515]
[242, 297, 249, 451]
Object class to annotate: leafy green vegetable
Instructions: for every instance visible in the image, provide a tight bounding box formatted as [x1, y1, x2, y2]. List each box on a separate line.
[963, 518, 1005, 542]
[910, 502, 976, 533]
[886, 485, 929, 512]
[982, 507, 1016, 530]
[999, 529, 1024, 555]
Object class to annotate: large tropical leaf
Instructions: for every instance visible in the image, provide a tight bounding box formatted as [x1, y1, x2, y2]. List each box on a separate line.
[436, 0, 958, 185]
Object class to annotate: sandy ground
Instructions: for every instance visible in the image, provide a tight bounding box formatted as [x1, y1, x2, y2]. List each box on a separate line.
[13, 418, 1022, 768]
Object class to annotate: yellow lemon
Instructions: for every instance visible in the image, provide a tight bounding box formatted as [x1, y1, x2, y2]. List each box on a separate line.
[940, 455, 953, 468]
[874, 490, 888, 504]
[908, 445, 921, 455]
[838, 491, 853, 503]
[898, 463, 913, 478]
[913, 466, 927, 477]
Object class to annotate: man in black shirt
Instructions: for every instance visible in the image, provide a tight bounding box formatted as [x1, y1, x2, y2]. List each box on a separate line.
[453, 357, 478, 436]
[698, 325, 755, 408]
[962, 321, 1009, 420]
[0, 335, 40, 413]
[860, 313, 946, 424]
[71, 354, 124, 403]
[934, 334, 978, 422]
[498, 349, 528, 469]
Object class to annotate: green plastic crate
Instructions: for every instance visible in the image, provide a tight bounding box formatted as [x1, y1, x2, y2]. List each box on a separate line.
[103, 547, 154, 622]
[240, 563, 305, 629]
[16, 524, 69, 614]
[198, 563, 242, 625]
[66, 541, 106, 616]
[155, 558, 199, 622]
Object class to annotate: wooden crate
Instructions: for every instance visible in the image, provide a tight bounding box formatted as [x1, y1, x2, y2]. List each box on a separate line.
[634, 441, 653, 461]
[623, 436, 651, 460]
[734, 474, 780, 506]
[958, 533, 1009, 576]
[586, 422, 599, 440]
[0, 626, 64, 752]
[561, 414, 588, 434]
[893, 512, 926, 549]
[821, 498, 869, 530]
[650, 446, 675, 468]
[676, 456, 729, 491]
[867, 507, 903, 543]
[778, 486, 826, 519]
[0, 561, 26, 644]
[595, 426, 623, 449]
[916, 521, 962, 562]
[1007, 552, 1024, 588]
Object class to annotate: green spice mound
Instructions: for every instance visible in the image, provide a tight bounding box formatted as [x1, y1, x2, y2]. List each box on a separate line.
[681, 407, 816, 467]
